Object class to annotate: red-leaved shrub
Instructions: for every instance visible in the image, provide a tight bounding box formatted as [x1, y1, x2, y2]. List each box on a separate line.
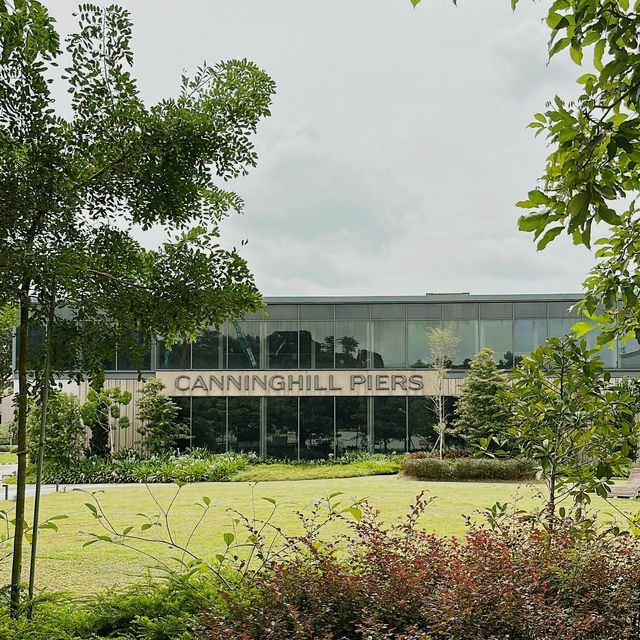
[200, 494, 640, 639]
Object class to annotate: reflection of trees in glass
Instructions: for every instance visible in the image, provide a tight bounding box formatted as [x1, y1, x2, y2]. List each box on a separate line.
[374, 397, 406, 453]
[300, 397, 334, 459]
[157, 339, 190, 369]
[266, 397, 297, 458]
[267, 330, 298, 369]
[335, 335, 367, 368]
[192, 330, 223, 369]
[228, 397, 260, 453]
[228, 323, 260, 369]
[336, 397, 368, 454]
[192, 397, 225, 453]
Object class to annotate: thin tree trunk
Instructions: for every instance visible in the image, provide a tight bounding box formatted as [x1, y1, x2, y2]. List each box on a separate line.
[27, 286, 55, 613]
[10, 285, 30, 615]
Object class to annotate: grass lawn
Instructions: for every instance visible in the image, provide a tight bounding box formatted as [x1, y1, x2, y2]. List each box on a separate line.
[0, 453, 16, 464]
[0, 475, 636, 595]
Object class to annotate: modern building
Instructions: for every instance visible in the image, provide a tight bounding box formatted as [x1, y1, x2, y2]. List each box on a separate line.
[5, 293, 639, 458]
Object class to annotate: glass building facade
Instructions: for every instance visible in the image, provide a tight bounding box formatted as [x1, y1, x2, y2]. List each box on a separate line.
[95, 294, 636, 459]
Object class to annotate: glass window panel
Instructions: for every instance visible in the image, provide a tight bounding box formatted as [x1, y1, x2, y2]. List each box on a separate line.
[117, 333, 152, 371]
[620, 338, 640, 368]
[407, 320, 441, 368]
[227, 397, 260, 453]
[514, 318, 547, 363]
[299, 321, 334, 368]
[168, 396, 191, 452]
[374, 397, 406, 453]
[442, 303, 478, 320]
[266, 322, 298, 369]
[265, 304, 298, 320]
[227, 321, 261, 369]
[335, 304, 369, 319]
[407, 397, 438, 452]
[479, 303, 512, 319]
[370, 304, 405, 319]
[192, 397, 226, 453]
[192, 330, 224, 369]
[299, 304, 334, 320]
[266, 397, 298, 459]
[335, 320, 368, 368]
[300, 397, 334, 459]
[548, 318, 576, 339]
[336, 397, 368, 455]
[156, 339, 190, 369]
[443, 320, 478, 368]
[480, 319, 513, 368]
[407, 304, 442, 320]
[514, 302, 547, 318]
[372, 321, 406, 368]
[548, 301, 580, 318]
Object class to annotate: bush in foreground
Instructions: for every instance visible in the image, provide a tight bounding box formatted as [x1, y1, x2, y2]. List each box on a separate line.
[401, 454, 535, 481]
[2, 493, 640, 639]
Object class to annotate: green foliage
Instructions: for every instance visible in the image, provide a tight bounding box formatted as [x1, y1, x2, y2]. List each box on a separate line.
[26, 392, 85, 466]
[500, 336, 638, 521]
[454, 348, 512, 446]
[400, 455, 534, 481]
[39, 451, 251, 484]
[136, 379, 187, 455]
[0, 306, 16, 393]
[80, 375, 131, 458]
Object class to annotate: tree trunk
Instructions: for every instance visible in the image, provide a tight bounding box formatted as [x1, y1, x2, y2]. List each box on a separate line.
[10, 286, 30, 614]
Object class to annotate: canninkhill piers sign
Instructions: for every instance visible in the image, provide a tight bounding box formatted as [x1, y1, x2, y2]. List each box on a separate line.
[157, 370, 439, 397]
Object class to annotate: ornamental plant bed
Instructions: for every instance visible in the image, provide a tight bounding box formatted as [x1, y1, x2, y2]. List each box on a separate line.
[400, 455, 535, 481]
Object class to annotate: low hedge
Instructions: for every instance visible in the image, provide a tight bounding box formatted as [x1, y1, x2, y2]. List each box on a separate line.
[400, 456, 535, 481]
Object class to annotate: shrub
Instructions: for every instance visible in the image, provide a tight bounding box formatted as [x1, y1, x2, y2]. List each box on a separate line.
[26, 392, 85, 466]
[400, 455, 535, 481]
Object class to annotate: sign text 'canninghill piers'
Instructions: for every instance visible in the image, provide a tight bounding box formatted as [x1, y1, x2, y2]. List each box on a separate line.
[156, 370, 441, 397]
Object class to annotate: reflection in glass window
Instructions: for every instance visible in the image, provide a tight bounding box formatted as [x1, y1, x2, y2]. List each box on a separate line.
[266, 397, 298, 459]
[335, 321, 368, 368]
[407, 397, 437, 451]
[514, 318, 547, 363]
[372, 321, 406, 368]
[374, 397, 406, 453]
[227, 322, 260, 369]
[407, 320, 441, 368]
[192, 397, 226, 453]
[300, 397, 334, 459]
[336, 397, 368, 454]
[157, 339, 190, 370]
[168, 396, 191, 452]
[480, 319, 513, 368]
[117, 333, 152, 371]
[228, 397, 260, 453]
[299, 321, 334, 368]
[443, 320, 478, 369]
[192, 330, 224, 369]
[266, 321, 298, 369]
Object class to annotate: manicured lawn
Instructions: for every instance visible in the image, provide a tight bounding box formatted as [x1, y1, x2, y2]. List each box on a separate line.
[0, 475, 635, 595]
[0, 453, 16, 464]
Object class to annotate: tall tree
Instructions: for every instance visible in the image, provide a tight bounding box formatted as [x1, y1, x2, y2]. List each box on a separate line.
[454, 348, 511, 447]
[503, 337, 637, 527]
[427, 327, 459, 459]
[0, 305, 16, 396]
[0, 1, 275, 611]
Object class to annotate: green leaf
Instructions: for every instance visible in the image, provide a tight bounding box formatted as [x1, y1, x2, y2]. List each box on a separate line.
[202, 496, 211, 507]
[594, 40, 605, 71]
[572, 321, 595, 337]
[342, 507, 362, 521]
[536, 226, 563, 250]
[570, 46, 583, 65]
[518, 212, 549, 232]
[223, 532, 235, 546]
[410, 0, 421, 6]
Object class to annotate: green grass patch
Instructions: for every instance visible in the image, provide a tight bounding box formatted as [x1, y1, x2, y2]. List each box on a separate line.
[0, 453, 16, 464]
[1, 475, 636, 596]
[231, 459, 401, 481]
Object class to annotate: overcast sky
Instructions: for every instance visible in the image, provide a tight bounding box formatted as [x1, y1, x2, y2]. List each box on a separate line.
[50, 0, 594, 297]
